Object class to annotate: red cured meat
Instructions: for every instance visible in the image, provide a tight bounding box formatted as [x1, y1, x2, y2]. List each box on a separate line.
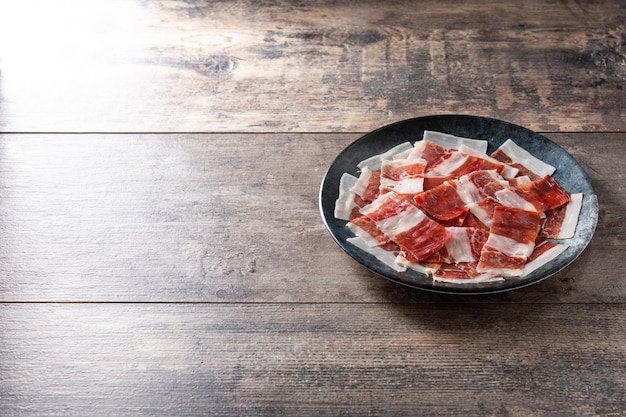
[361, 192, 415, 223]
[393, 216, 451, 263]
[476, 206, 541, 276]
[489, 206, 541, 245]
[540, 205, 567, 239]
[512, 175, 570, 212]
[349, 215, 392, 245]
[361, 170, 381, 203]
[381, 160, 426, 183]
[413, 181, 467, 221]
[491, 149, 542, 180]
[465, 170, 507, 199]
[421, 141, 454, 169]
[447, 155, 506, 179]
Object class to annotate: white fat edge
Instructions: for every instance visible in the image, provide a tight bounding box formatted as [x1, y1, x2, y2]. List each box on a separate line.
[359, 190, 395, 216]
[509, 175, 531, 186]
[444, 227, 475, 263]
[494, 189, 538, 212]
[379, 157, 427, 192]
[395, 256, 438, 275]
[476, 260, 525, 277]
[346, 237, 407, 272]
[357, 142, 414, 170]
[346, 222, 383, 247]
[433, 274, 504, 284]
[484, 234, 536, 259]
[557, 193, 584, 239]
[334, 173, 359, 220]
[389, 177, 424, 194]
[458, 144, 519, 179]
[425, 150, 467, 176]
[498, 139, 556, 177]
[377, 205, 427, 238]
[349, 167, 372, 197]
[455, 175, 482, 205]
[391, 147, 415, 161]
[466, 201, 494, 229]
[522, 243, 568, 277]
[407, 140, 426, 159]
[423, 130, 489, 153]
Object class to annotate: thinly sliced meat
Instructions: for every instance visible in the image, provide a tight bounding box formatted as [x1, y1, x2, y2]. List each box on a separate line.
[334, 173, 359, 220]
[413, 181, 467, 221]
[348, 216, 392, 247]
[491, 139, 556, 178]
[425, 151, 500, 179]
[496, 175, 570, 213]
[349, 167, 382, 204]
[445, 227, 489, 262]
[522, 239, 568, 276]
[454, 170, 509, 206]
[477, 206, 541, 276]
[432, 262, 503, 283]
[464, 170, 509, 199]
[395, 257, 441, 275]
[466, 197, 502, 229]
[357, 142, 414, 170]
[507, 175, 531, 187]
[457, 145, 519, 179]
[380, 157, 427, 194]
[346, 237, 406, 272]
[376, 205, 451, 262]
[409, 140, 455, 170]
[423, 131, 489, 153]
[359, 191, 414, 222]
[423, 176, 451, 191]
[540, 193, 583, 239]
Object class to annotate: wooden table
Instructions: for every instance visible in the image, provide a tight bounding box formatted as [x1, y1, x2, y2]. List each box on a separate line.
[0, 1, 624, 415]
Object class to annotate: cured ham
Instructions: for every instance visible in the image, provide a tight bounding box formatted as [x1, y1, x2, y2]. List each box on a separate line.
[522, 239, 568, 276]
[380, 157, 427, 194]
[495, 175, 570, 213]
[491, 139, 556, 179]
[476, 206, 541, 276]
[540, 193, 583, 239]
[333, 130, 584, 285]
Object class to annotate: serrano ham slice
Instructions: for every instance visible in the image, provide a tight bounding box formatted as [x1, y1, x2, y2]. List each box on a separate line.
[496, 175, 570, 213]
[423, 130, 489, 153]
[540, 193, 583, 239]
[376, 204, 452, 263]
[522, 239, 568, 276]
[380, 157, 427, 194]
[357, 142, 413, 170]
[476, 206, 541, 276]
[491, 139, 556, 179]
[413, 181, 467, 221]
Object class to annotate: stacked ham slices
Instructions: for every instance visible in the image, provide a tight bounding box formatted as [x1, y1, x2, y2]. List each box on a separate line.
[334, 131, 583, 284]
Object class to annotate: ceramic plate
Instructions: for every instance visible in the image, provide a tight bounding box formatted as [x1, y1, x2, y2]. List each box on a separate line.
[319, 115, 598, 294]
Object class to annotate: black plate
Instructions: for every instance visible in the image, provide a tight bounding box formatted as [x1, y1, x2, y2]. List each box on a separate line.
[319, 115, 598, 295]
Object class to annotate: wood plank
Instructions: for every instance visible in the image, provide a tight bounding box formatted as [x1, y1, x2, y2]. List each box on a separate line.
[0, 0, 624, 132]
[0, 132, 622, 303]
[0, 303, 624, 416]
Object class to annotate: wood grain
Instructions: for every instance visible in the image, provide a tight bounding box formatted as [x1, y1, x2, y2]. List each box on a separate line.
[0, 0, 624, 133]
[0, 132, 622, 303]
[0, 303, 624, 416]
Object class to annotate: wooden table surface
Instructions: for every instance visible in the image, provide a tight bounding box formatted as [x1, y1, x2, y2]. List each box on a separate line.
[0, 1, 625, 415]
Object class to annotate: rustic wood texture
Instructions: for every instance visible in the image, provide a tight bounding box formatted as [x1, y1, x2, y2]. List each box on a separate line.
[1, 1, 625, 415]
[1, 303, 625, 416]
[0, 132, 621, 303]
[0, 0, 624, 133]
